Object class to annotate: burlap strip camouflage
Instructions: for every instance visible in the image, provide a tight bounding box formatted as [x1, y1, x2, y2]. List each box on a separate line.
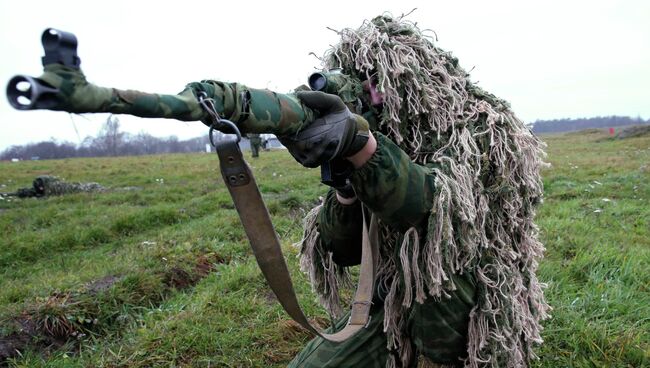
[298, 14, 549, 368]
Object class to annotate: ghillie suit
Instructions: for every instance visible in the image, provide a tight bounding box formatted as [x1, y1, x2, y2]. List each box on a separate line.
[9, 176, 104, 198]
[299, 14, 550, 368]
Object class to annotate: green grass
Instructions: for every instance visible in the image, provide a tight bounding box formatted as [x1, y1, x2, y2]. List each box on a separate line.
[0, 131, 648, 367]
[533, 131, 649, 367]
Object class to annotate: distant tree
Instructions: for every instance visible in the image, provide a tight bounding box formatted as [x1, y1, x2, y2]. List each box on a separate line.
[130, 132, 156, 155]
[165, 136, 182, 153]
[97, 115, 124, 156]
[183, 136, 211, 152]
[1, 145, 24, 160]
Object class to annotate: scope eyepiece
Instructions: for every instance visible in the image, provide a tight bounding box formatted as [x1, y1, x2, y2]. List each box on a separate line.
[308, 73, 327, 91]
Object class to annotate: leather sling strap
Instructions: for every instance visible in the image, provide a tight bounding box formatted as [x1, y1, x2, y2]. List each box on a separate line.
[216, 138, 378, 342]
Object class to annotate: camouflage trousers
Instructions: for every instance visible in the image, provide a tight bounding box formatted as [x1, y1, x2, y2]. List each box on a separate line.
[288, 273, 475, 368]
[251, 141, 260, 157]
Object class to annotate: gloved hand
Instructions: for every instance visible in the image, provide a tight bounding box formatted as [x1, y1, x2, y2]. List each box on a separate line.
[279, 91, 370, 168]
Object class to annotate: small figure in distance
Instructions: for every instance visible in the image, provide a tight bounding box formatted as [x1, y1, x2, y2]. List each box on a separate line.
[2, 175, 104, 198]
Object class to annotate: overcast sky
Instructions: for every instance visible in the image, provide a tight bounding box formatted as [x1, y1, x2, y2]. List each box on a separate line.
[0, 0, 648, 150]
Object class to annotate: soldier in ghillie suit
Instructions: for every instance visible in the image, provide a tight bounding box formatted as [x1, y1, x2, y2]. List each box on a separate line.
[7, 13, 548, 367]
[4, 176, 104, 198]
[248, 133, 262, 158]
[288, 15, 550, 367]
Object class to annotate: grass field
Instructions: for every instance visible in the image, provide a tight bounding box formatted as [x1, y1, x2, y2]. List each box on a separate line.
[0, 130, 648, 367]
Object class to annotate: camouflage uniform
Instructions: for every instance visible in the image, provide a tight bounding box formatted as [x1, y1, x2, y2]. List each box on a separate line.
[11, 176, 104, 197]
[248, 133, 262, 158]
[289, 134, 476, 367]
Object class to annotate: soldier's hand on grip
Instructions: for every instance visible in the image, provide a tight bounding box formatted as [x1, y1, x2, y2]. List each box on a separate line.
[279, 91, 369, 168]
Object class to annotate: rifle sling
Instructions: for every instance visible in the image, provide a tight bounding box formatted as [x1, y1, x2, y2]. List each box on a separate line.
[216, 138, 377, 342]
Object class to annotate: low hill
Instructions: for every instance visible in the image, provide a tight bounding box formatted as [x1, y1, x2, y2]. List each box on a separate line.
[532, 116, 648, 134]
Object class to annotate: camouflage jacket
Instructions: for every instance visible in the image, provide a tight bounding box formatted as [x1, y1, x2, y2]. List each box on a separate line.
[319, 133, 436, 262]
[316, 132, 476, 297]
[304, 132, 477, 365]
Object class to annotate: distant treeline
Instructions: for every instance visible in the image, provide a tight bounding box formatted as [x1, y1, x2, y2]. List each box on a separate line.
[1, 134, 211, 161]
[1, 115, 212, 161]
[531, 116, 649, 134]
[4, 115, 649, 160]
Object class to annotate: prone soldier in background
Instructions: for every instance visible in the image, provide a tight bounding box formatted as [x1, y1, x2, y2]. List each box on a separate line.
[2, 175, 104, 198]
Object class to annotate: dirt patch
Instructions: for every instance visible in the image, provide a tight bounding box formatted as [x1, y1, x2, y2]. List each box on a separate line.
[0, 333, 30, 363]
[164, 266, 196, 289]
[86, 275, 122, 294]
[195, 253, 224, 276]
[0, 315, 64, 364]
[163, 253, 225, 289]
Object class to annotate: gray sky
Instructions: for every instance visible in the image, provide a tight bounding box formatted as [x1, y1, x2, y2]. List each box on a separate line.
[0, 0, 648, 151]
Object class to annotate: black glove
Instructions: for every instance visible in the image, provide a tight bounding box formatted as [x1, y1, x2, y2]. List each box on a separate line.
[279, 91, 369, 168]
